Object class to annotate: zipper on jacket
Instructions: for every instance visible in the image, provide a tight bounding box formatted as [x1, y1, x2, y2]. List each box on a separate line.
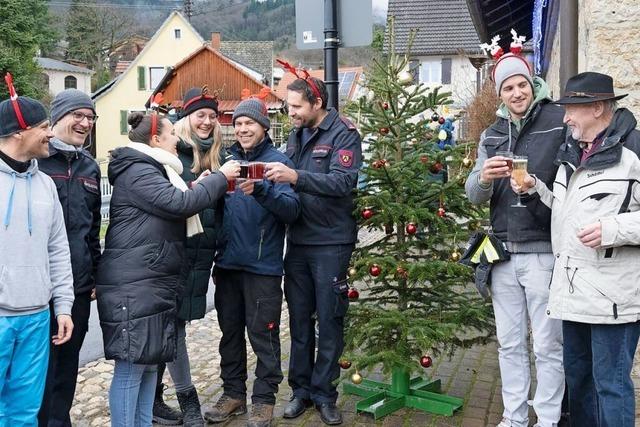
[565, 256, 619, 319]
[66, 157, 72, 218]
[257, 228, 265, 260]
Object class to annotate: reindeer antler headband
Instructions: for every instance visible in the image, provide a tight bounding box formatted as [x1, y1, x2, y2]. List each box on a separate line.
[4, 73, 29, 130]
[276, 59, 322, 100]
[480, 29, 527, 60]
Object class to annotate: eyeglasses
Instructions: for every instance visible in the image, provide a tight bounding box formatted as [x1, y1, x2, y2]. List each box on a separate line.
[71, 111, 98, 124]
[193, 112, 217, 122]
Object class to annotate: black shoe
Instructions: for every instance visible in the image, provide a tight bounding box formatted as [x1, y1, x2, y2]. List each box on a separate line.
[176, 386, 204, 427]
[316, 403, 342, 425]
[283, 396, 312, 419]
[153, 383, 183, 425]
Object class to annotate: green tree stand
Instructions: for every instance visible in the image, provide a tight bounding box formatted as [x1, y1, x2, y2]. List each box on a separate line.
[343, 366, 463, 419]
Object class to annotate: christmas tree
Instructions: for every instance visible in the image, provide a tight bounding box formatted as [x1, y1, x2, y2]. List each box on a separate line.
[341, 23, 494, 418]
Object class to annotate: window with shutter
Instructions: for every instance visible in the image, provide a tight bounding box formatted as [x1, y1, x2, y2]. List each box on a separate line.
[441, 58, 452, 85]
[137, 66, 146, 90]
[120, 110, 128, 134]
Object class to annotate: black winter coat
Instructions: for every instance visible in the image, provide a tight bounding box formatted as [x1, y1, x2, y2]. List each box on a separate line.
[96, 147, 227, 364]
[39, 142, 102, 295]
[175, 141, 224, 321]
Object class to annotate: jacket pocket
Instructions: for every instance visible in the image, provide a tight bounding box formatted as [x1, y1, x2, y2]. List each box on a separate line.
[0, 265, 51, 310]
[311, 150, 330, 172]
[146, 241, 184, 275]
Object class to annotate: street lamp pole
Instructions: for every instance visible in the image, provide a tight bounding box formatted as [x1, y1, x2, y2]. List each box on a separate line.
[324, 0, 339, 111]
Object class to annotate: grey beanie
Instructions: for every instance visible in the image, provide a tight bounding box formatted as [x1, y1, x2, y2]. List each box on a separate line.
[232, 98, 270, 130]
[492, 53, 534, 95]
[50, 89, 95, 126]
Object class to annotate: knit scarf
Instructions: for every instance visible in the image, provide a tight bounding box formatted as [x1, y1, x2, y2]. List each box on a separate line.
[127, 142, 203, 237]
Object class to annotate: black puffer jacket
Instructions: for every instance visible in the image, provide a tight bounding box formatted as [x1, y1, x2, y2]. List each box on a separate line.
[96, 147, 227, 364]
[175, 140, 225, 321]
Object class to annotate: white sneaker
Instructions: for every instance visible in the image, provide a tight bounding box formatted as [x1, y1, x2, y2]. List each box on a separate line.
[496, 418, 512, 427]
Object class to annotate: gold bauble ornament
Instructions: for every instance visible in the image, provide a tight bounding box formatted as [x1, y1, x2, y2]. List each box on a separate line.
[450, 251, 461, 261]
[398, 70, 413, 86]
[351, 371, 363, 384]
[462, 157, 472, 167]
[348, 267, 357, 277]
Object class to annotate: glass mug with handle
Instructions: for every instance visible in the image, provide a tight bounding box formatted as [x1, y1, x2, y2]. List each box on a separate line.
[511, 155, 528, 207]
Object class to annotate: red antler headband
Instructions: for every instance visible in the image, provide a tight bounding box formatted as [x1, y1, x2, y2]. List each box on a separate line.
[4, 73, 29, 130]
[276, 59, 322, 100]
[480, 29, 531, 82]
[150, 113, 158, 139]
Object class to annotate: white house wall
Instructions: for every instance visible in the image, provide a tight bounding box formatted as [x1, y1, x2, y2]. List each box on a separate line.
[45, 70, 92, 96]
[416, 55, 478, 108]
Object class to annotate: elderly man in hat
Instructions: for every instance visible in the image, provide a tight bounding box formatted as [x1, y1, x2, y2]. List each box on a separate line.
[0, 76, 74, 425]
[37, 89, 101, 427]
[465, 38, 566, 427]
[515, 71, 640, 427]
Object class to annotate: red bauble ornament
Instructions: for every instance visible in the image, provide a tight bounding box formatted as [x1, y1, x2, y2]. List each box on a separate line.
[379, 127, 389, 135]
[420, 355, 433, 368]
[339, 359, 352, 369]
[267, 321, 276, 331]
[382, 102, 389, 110]
[405, 223, 417, 235]
[430, 162, 444, 173]
[396, 266, 408, 279]
[347, 288, 359, 300]
[437, 207, 446, 218]
[369, 264, 381, 277]
[420, 155, 429, 164]
[361, 209, 374, 220]
[372, 159, 387, 169]
[438, 116, 445, 124]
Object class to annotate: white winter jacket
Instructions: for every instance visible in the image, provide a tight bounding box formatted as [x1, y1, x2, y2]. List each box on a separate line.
[533, 108, 640, 324]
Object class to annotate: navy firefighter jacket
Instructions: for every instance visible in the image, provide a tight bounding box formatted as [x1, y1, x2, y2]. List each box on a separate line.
[285, 108, 363, 246]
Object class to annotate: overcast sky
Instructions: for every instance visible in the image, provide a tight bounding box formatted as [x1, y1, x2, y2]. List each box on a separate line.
[372, 0, 389, 18]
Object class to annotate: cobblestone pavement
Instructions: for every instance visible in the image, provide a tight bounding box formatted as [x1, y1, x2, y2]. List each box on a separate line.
[70, 306, 640, 426]
[71, 229, 640, 426]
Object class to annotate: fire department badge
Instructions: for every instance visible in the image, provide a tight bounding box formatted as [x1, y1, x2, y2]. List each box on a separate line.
[338, 149, 353, 168]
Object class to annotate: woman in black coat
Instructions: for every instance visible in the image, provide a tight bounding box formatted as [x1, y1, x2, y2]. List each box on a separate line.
[96, 112, 238, 427]
[152, 87, 228, 426]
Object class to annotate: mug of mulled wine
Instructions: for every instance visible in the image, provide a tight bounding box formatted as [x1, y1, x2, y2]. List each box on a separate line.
[248, 162, 266, 180]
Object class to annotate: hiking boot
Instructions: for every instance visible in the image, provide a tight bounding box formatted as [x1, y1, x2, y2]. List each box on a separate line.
[246, 403, 274, 427]
[152, 382, 183, 425]
[203, 394, 247, 423]
[176, 385, 204, 427]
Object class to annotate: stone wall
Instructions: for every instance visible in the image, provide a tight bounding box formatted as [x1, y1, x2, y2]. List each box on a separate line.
[545, 0, 640, 116]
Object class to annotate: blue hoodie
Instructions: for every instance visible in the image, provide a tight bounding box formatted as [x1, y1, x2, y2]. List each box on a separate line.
[215, 136, 300, 276]
[0, 156, 74, 317]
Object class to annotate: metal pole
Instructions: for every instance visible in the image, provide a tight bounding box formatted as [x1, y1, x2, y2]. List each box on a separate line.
[559, 0, 578, 92]
[324, 0, 339, 111]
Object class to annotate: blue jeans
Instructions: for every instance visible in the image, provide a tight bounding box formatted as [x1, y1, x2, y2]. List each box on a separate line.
[109, 360, 157, 427]
[563, 320, 640, 427]
[0, 310, 50, 427]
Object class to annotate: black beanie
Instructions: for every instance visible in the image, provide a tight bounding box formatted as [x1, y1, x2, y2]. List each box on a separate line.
[181, 87, 219, 118]
[0, 97, 48, 138]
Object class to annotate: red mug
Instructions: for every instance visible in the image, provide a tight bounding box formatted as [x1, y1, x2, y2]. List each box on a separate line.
[249, 162, 266, 180]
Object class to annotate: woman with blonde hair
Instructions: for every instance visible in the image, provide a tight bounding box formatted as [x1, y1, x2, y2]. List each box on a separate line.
[151, 87, 228, 427]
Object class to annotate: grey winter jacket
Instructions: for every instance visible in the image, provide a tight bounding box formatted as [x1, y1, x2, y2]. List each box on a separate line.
[0, 157, 74, 317]
[533, 108, 640, 324]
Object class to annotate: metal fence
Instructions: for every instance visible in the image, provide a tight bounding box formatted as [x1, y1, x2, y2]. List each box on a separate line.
[100, 177, 112, 222]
